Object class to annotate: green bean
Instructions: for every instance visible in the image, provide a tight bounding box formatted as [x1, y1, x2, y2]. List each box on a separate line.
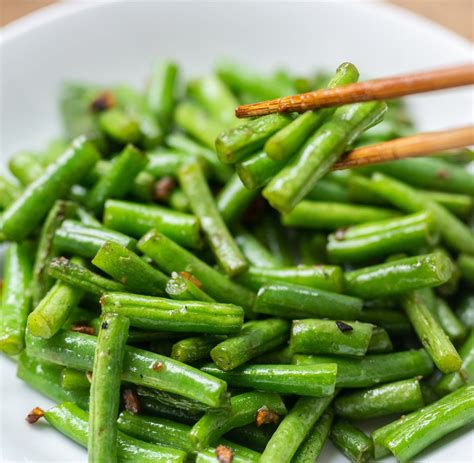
[61, 368, 90, 390]
[372, 384, 474, 462]
[361, 157, 474, 195]
[216, 173, 259, 225]
[292, 409, 333, 463]
[458, 294, 474, 328]
[330, 419, 373, 463]
[171, 335, 224, 364]
[237, 265, 344, 293]
[458, 254, 474, 285]
[167, 188, 191, 212]
[88, 313, 129, 463]
[423, 190, 473, 219]
[8, 150, 44, 186]
[236, 150, 287, 189]
[101, 292, 244, 335]
[403, 290, 461, 373]
[31, 200, 77, 305]
[345, 252, 454, 298]
[1, 136, 100, 241]
[190, 391, 287, 449]
[254, 282, 362, 320]
[256, 214, 294, 265]
[282, 200, 397, 230]
[166, 133, 233, 183]
[263, 101, 387, 213]
[48, 256, 126, 295]
[358, 307, 412, 336]
[196, 447, 259, 463]
[215, 114, 294, 164]
[265, 62, 360, 161]
[260, 395, 334, 463]
[0, 175, 22, 210]
[1, 242, 33, 354]
[293, 349, 434, 388]
[290, 319, 374, 356]
[305, 179, 350, 203]
[92, 241, 168, 296]
[103, 199, 201, 249]
[146, 150, 200, 178]
[434, 296, 467, 342]
[138, 230, 255, 312]
[76, 205, 102, 226]
[147, 61, 179, 132]
[17, 353, 89, 410]
[367, 327, 393, 353]
[370, 173, 474, 254]
[179, 162, 247, 276]
[436, 329, 474, 395]
[327, 211, 438, 263]
[188, 75, 238, 126]
[27, 278, 83, 339]
[98, 108, 141, 144]
[251, 346, 292, 365]
[86, 144, 147, 214]
[54, 219, 137, 258]
[26, 330, 228, 407]
[334, 378, 424, 419]
[210, 319, 289, 371]
[235, 228, 283, 268]
[174, 102, 224, 149]
[200, 363, 337, 397]
[43, 402, 187, 463]
[165, 272, 215, 302]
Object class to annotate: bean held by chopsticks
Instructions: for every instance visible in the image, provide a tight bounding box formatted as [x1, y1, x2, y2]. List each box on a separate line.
[2, 58, 473, 463]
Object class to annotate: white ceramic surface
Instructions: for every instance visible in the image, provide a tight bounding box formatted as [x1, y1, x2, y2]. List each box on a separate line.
[0, 1, 473, 461]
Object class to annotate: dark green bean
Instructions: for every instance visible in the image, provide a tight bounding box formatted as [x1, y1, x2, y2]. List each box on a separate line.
[330, 419, 373, 463]
[358, 307, 412, 336]
[235, 228, 283, 268]
[103, 199, 201, 249]
[305, 179, 350, 203]
[251, 346, 292, 365]
[171, 335, 224, 364]
[458, 254, 474, 285]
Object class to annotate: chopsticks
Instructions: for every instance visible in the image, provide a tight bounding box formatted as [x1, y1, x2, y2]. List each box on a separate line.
[235, 63, 474, 118]
[332, 125, 474, 170]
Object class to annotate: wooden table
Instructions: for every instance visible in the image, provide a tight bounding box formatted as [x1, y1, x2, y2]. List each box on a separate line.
[1, 0, 472, 41]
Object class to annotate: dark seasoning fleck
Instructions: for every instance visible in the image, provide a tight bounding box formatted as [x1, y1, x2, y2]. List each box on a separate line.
[101, 321, 109, 330]
[336, 320, 353, 333]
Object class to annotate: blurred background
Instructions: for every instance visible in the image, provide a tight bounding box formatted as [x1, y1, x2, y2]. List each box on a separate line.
[1, 0, 473, 41]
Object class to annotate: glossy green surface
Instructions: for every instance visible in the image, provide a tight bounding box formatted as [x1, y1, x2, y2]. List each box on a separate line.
[330, 420, 373, 463]
[165, 272, 215, 302]
[235, 228, 283, 268]
[171, 335, 224, 364]
[236, 150, 286, 189]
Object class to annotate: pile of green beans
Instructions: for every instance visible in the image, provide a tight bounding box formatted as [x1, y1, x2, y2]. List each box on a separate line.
[1, 59, 473, 463]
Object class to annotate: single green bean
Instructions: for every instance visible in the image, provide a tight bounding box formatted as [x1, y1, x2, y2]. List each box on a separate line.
[292, 409, 333, 463]
[458, 294, 474, 328]
[458, 254, 474, 285]
[26, 330, 228, 408]
[423, 190, 473, 218]
[293, 349, 434, 388]
[436, 329, 474, 395]
[282, 200, 397, 230]
[17, 353, 89, 410]
[165, 272, 215, 302]
[263, 101, 387, 213]
[305, 179, 350, 203]
[54, 219, 137, 258]
[256, 214, 294, 265]
[216, 173, 259, 225]
[370, 173, 474, 254]
[8, 150, 44, 186]
[179, 162, 247, 276]
[235, 228, 283, 268]
[236, 150, 287, 189]
[251, 346, 292, 365]
[1, 242, 33, 354]
[147, 61, 179, 132]
[215, 114, 294, 164]
[254, 282, 362, 320]
[260, 394, 334, 463]
[103, 199, 201, 249]
[330, 419, 373, 463]
[290, 319, 374, 356]
[334, 378, 424, 419]
[403, 290, 461, 373]
[201, 363, 337, 397]
[358, 307, 412, 336]
[210, 319, 289, 371]
[367, 327, 393, 353]
[190, 391, 287, 449]
[0, 175, 21, 209]
[138, 230, 255, 312]
[171, 335, 225, 364]
[86, 144, 148, 214]
[1, 136, 100, 241]
[98, 108, 141, 144]
[265, 62, 360, 161]
[372, 384, 474, 462]
[145, 150, 200, 178]
[345, 252, 454, 298]
[92, 241, 168, 296]
[434, 296, 467, 342]
[101, 292, 244, 335]
[237, 265, 344, 293]
[168, 188, 191, 212]
[88, 313, 129, 463]
[44, 402, 187, 463]
[61, 368, 90, 390]
[225, 424, 274, 453]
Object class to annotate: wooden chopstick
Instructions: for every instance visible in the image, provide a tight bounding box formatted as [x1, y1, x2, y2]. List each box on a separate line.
[332, 125, 474, 170]
[235, 63, 474, 118]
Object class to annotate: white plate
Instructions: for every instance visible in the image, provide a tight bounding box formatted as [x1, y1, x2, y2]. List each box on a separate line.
[0, 1, 473, 461]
